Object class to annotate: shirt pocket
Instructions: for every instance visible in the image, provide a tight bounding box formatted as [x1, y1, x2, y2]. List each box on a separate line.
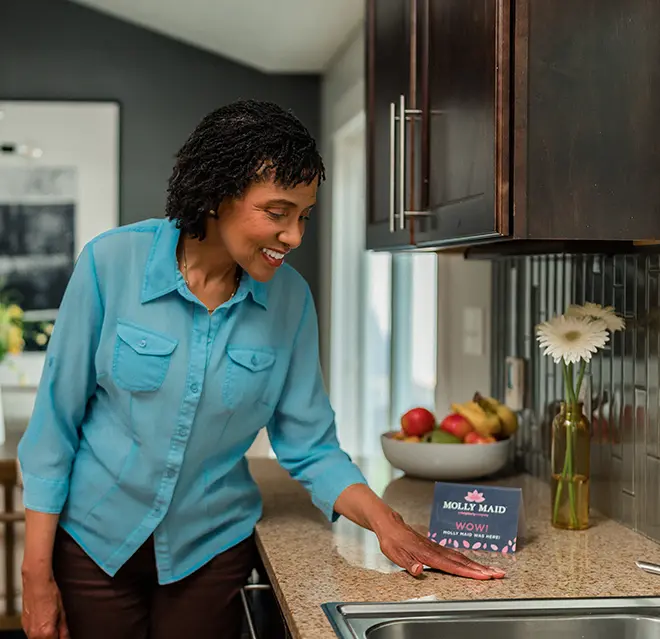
[222, 346, 277, 410]
[112, 320, 178, 392]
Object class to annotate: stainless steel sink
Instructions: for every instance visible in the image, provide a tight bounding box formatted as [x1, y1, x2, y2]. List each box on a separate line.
[322, 597, 660, 638]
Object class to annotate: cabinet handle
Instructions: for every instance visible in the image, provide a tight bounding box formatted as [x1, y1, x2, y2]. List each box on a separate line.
[397, 93, 431, 231]
[389, 101, 396, 233]
[398, 94, 406, 230]
[240, 584, 271, 639]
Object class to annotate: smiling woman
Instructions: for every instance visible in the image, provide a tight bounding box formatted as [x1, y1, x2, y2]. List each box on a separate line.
[17, 99, 501, 639]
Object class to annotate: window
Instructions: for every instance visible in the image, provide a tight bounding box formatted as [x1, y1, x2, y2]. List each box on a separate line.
[329, 114, 438, 458]
[390, 253, 438, 429]
[359, 250, 392, 456]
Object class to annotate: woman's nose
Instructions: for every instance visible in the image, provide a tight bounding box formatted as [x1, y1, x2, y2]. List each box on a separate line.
[279, 226, 304, 250]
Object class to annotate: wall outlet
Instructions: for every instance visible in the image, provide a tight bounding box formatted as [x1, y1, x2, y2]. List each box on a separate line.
[505, 356, 524, 411]
[462, 307, 484, 356]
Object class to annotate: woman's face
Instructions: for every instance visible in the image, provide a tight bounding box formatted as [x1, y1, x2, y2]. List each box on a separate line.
[210, 176, 318, 282]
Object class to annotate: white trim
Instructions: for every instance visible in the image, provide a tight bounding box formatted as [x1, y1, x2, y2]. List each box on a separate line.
[331, 104, 366, 143]
[328, 112, 366, 455]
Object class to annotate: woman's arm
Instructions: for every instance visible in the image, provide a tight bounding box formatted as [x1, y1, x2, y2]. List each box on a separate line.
[18, 243, 104, 515]
[21, 511, 68, 639]
[22, 511, 60, 578]
[334, 484, 505, 580]
[19, 243, 105, 638]
[267, 280, 504, 581]
[266, 285, 368, 521]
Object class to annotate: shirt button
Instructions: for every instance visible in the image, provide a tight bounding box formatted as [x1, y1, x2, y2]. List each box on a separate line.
[139, 339, 147, 348]
[178, 427, 187, 437]
[165, 468, 176, 478]
[190, 383, 199, 393]
[251, 354, 258, 366]
[154, 504, 161, 513]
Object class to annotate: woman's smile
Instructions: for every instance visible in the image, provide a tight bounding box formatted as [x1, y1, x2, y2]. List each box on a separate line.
[261, 247, 287, 267]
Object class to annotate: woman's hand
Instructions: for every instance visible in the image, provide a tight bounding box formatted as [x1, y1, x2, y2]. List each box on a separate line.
[376, 511, 505, 579]
[334, 483, 505, 580]
[21, 570, 69, 639]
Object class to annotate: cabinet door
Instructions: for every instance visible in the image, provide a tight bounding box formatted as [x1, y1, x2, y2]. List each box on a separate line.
[414, 0, 510, 248]
[365, 0, 415, 250]
[521, 0, 660, 242]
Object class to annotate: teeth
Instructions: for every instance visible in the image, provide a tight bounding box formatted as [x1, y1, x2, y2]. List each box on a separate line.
[262, 248, 285, 260]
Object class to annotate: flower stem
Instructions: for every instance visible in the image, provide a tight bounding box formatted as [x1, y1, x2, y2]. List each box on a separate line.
[553, 441, 569, 524]
[575, 360, 587, 402]
[556, 361, 579, 528]
[566, 421, 578, 527]
[553, 363, 571, 525]
[565, 362, 576, 404]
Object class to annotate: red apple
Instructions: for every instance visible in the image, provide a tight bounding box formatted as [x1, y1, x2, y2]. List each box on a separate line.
[465, 432, 495, 444]
[439, 413, 473, 440]
[400, 407, 436, 437]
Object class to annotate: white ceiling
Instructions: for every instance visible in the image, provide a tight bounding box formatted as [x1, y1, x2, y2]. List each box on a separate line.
[68, 0, 364, 73]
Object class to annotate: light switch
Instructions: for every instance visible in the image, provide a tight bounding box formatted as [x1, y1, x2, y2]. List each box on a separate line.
[462, 307, 484, 356]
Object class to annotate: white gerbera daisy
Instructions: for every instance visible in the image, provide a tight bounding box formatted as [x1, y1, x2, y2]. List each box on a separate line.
[566, 302, 625, 332]
[536, 315, 609, 364]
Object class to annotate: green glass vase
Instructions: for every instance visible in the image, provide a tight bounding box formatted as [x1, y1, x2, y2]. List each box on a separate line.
[550, 401, 590, 530]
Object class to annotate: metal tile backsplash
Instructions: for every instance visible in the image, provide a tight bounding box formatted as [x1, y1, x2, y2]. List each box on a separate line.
[491, 254, 660, 540]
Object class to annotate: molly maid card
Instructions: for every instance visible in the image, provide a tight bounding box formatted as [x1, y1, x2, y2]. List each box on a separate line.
[428, 482, 523, 554]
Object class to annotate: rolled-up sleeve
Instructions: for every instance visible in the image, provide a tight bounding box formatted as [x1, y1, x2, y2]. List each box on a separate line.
[17, 243, 104, 513]
[267, 286, 367, 521]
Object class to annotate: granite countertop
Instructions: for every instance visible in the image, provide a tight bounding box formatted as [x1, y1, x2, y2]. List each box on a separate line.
[249, 457, 660, 639]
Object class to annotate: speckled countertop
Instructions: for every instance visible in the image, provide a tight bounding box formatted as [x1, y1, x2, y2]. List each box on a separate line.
[249, 457, 660, 639]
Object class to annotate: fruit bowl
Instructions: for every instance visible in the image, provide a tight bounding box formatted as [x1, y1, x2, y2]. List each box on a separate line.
[380, 432, 512, 481]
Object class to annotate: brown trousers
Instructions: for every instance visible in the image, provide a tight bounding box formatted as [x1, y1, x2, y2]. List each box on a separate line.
[53, 528, 256, 639]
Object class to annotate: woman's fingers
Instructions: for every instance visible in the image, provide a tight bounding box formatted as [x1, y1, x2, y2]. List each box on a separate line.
[58, 606, 70, 639]
[392, 544, 504, 580]
[413, 537, 505, 579]
[426, 553, 499, 579]
[425, 549, 505, 579]
[378, 518, 506, 580]
[406, 561, 424, 577]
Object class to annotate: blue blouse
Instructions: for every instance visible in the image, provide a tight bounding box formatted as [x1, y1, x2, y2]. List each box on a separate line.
[17, 218, 367, 584]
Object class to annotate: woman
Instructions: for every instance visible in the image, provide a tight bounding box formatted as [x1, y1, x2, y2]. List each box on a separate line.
[18, 100, 504, 639]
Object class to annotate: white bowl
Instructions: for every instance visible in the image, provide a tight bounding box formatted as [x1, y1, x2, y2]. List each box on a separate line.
[380, 432, 511, 481]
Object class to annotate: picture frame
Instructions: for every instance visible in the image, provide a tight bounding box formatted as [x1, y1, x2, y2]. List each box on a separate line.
[0, 99, 120, 391]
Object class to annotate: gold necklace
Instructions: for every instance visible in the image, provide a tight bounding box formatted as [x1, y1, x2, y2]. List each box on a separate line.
[181, 243, 241, 303]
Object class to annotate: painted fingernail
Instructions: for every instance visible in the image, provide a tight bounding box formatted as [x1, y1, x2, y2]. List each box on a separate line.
[412, 563, 422, 574]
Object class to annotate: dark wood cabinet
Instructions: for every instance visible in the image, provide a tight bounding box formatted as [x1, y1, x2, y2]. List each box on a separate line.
[365, 0, 416, 250]
[366, 0, 660, 252]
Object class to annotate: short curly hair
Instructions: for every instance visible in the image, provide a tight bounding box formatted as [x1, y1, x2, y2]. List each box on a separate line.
[165, 99, 325, 240]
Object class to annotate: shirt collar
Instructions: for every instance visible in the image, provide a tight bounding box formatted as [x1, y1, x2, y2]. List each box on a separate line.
[141, 219, 268, 309]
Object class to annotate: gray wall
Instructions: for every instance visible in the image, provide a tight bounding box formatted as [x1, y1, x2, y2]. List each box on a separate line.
[0, 0, 322, 300]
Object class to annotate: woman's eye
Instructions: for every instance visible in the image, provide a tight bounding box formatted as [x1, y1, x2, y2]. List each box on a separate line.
[266, 210, 285, 220]
[299, 215, 310, 222]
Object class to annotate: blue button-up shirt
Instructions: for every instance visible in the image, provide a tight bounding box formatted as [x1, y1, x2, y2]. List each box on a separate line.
[17, 218, 367, 584]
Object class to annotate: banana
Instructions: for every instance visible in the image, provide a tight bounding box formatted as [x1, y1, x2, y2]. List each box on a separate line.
[451, 400, 501, 437]
[473, 393, 518, 437]
[495, 403, 518, 437]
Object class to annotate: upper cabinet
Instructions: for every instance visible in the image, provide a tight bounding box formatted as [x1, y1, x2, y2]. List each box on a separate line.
[366, 0, 660, 252]
[365, 0, 416, 250]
